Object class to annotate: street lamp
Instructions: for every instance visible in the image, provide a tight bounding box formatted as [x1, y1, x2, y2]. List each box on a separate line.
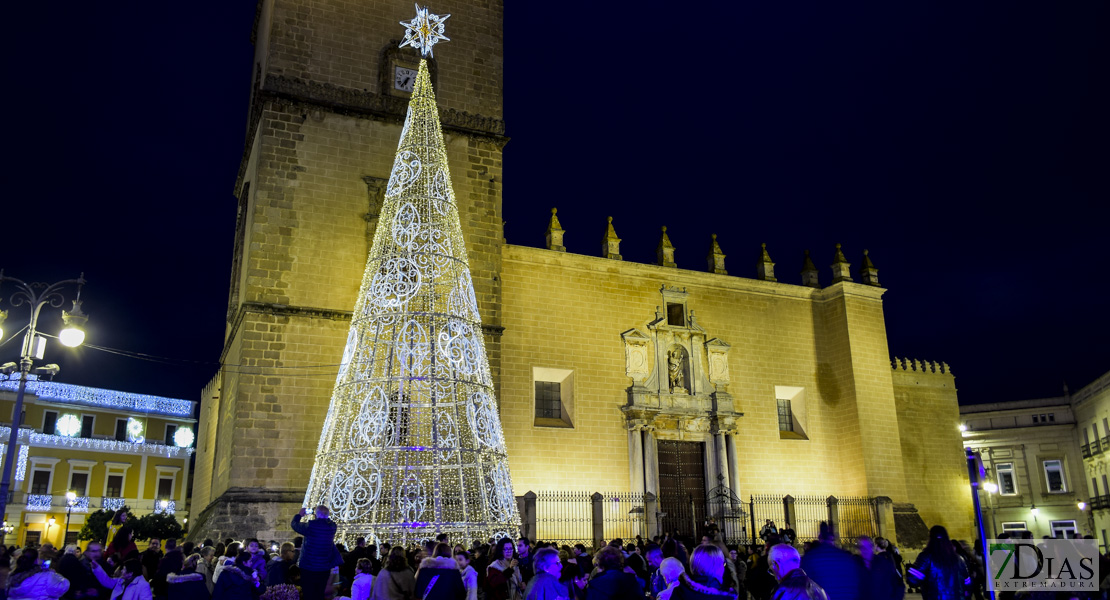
[64, 491, 77, 544]
[0, 272, 88, 546]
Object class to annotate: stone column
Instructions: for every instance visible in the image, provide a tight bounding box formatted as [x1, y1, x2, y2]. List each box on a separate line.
[643, 428, 660, 495]
[521, 491, 537, 542]
[875, 496, 896, 546]
[645, 492, 659, 538]
[591, 492, 604, 549]
[715, 433, 729, 489]
[725, 434, 740, 494]
[629, 425, 645, 495]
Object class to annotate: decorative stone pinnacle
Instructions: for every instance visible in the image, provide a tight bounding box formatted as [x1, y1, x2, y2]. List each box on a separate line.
[657, 226, 676, 267]
[801, 250, 820, 288]
[756, 242, 776, 282]
[830, 243, 853, 283]
[602, 216, 622, 260]
[859, 249, 880, 286]
[705, 233, 727, 275]
[545, 207, 565, 252]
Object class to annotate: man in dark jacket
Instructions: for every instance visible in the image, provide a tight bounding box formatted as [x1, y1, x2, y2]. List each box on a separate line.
[56, 545, 100, 600]
[153, 538, 184, 600]
[140, 538, 164, 581]
[292, 505, 342, 600]
[267, 542, 300, 587]
[799, 523, 861, 600]
[341, 536, 370, 591]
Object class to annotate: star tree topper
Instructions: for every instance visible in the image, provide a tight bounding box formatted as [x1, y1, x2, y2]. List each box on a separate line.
[400, 4, 450, 57]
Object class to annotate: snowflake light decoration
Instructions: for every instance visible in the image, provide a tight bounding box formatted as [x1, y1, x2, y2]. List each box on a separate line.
[399, 4, 450, 57]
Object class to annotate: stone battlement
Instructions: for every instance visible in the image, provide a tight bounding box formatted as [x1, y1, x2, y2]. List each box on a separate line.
[891, 357, 952, 375]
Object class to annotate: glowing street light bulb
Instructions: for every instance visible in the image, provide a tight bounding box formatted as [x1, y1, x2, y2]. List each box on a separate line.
[59, 299, 88, 347]
[159, 500, 169, 510]
[1078, 501, 1087, 510]
[66, 491, 76, 502]
[173, 427, 195, 448]
[958, 424, 967, 432]
[1030, 505, 1039, 516]
[983, 482, 998, 494]
[56, 414, 81, 437]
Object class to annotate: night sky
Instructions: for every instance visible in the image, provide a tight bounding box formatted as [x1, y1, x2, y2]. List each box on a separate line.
[2, 2, 1106, 407]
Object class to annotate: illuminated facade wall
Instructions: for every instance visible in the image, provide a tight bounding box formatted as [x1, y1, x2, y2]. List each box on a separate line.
[191, 0, 972, 545]
[0, 379, 196, 548]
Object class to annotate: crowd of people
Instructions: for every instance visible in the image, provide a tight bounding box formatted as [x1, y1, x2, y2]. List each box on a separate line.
[0, 505, 1102, 600]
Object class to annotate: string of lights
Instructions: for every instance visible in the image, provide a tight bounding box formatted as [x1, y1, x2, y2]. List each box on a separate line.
[302, 53, 519, 546]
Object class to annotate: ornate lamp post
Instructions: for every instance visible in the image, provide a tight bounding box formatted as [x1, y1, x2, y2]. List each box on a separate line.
[0, 272, 88, 545]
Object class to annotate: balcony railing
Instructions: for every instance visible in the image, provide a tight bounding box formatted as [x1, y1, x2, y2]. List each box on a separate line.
[102, 497, 127, 511]
[25, 494, 90, 513]
[0, 426, 193, 458]
[1093, 439, 1105, 456]
[1093, 495, 1110, 511]
[1083, 444, 1093, 458]
[1102, 437, 1110, 453]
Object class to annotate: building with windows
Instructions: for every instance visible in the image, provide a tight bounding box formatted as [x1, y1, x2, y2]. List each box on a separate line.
[188, 0, 975, 545]
[1070, 371, 1110, 548]
[961, 394, 1092, 540]
[0, 375, 196, 548]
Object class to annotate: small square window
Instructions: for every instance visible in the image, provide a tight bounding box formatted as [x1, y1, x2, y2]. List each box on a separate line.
[70, 472, 89, 496]
[30, 470, 50, 495]
[1048, 413, 1055, 422]
[775, 386, 808, 440]
[114, 419, 128, 442]
[666, 303, 685, 327]
[535, 382, 561, 420]
[106, 474, 124, 498]
[1033, 415, 1039, 423]
[1002, 522, 1027, 533]
[157, 477, 174, 499]
[532, 367, 574, 428]
[777, 399, 793, 432]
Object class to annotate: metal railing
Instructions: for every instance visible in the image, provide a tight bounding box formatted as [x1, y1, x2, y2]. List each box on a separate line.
[534, 491, 593, 547]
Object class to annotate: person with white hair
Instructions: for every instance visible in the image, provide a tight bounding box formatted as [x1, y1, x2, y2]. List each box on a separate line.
[655, 558, 686, 600]
[769, 545, 826, 600]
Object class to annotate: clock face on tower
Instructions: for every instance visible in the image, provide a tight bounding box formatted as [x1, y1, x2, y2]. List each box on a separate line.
[394, 66, 417, 92]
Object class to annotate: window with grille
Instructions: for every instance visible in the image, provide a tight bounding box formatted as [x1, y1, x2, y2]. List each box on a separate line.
[1044, 460, 1067, 493]
[31, 470, 50, 494]
[535, 382, 561, 419]
[997, 463, 1017, 495]
[106, 475, 123, 498]
[777, 399, 793, 432]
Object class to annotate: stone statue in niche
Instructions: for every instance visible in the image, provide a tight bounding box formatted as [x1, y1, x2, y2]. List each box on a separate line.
[668, 348, 688, 394]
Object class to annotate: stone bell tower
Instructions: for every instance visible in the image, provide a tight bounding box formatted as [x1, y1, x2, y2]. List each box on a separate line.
[189, 0, 506, 541]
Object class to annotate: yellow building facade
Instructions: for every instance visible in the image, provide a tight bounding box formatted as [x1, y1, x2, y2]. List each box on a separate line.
[189, 0, 973, 546]
[0, 376, 196, 548]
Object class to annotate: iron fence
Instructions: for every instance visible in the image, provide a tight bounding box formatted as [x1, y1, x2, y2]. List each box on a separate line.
[534, 491, 592, 547]
[602, 492, 646, 543]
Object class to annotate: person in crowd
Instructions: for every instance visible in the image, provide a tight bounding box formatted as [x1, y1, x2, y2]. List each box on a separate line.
[646, 546, 667, 599]
[243, 539, 269, 585]
[212, 549, 261, 600]
[747, 538, 778, 600]
[139, 539, 163, 582]
[415, 542, 465, 600]
[573, 545, 592, 579]
[456, 549, 478, 600]
[952, 540, 983, 600]
[106, 527, 138, 563]
[371, 546, 416, 600]
[152, 538, 182, 600]
[523, 548, 566, 600]
[367, 545, 382, 576]
[516, 539, 535, 585]
[584, 546, 639, 600]
[90, 558, 152, 600]
[759, 521, 779, 543]
[267, 542, 299, 587]
[623, 545, 646, 584]
[487, 538, 523, 600]
[166, 554, 207, 600]
[343, 537, 371, 592]
[7, 547, 70, 600]
[292, 537, 304, 564]
[906, 526, 968, 600]
[291, 506, 343, 600]
[81, 541, 111, 599]
[874, 538, 903, 581]
[212, 542, 240, 584]
[196, 546, 216, 594]
[799, 523, 861, 600]
[768, 544, 826, 600]
[56, 543, 98, 600]
[351, 557, 375, 600]
[779, 523, 796, 547]
[106, 512, 129, 547]
[856, 536, 904, 600]
[655, 558, 685, 600]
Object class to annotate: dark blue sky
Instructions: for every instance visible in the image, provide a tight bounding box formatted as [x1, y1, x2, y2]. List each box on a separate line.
[1, 1, 1106, 405]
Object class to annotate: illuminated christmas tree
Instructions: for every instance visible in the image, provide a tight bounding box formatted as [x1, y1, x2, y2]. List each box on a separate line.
[302, 6, 519, 545]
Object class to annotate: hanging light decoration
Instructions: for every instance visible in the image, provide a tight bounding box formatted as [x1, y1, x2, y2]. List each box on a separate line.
[173, 426, 195, 448]
[127, 417, 145, 444]
[55, 414, 81, 437]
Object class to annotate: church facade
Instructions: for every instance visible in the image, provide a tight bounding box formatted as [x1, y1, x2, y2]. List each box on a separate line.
[189, 0, 973, 545]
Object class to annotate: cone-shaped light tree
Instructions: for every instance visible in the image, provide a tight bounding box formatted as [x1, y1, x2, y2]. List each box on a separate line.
[303, 19, 519, 543]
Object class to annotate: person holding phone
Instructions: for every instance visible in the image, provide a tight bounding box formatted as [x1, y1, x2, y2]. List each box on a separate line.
[90, 558, 152, 600]
[6, 548, 69, 600]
